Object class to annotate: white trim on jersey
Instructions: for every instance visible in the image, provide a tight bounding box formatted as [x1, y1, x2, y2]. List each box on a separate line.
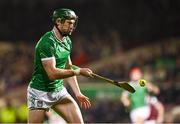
[41, 56, 55, 61]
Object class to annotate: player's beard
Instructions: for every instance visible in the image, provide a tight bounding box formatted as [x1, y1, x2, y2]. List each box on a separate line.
[65, 27, 74, 35]
[61, 29, 72, 36]
[55, 24, 72, 37]
[62, 29, 73, 36]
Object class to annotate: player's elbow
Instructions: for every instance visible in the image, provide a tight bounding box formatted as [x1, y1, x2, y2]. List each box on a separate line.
[45, 68, 58, 80]
[123, 100, 130, 107]
[46, 68, 65, 80]
[48, 74, 56, 80]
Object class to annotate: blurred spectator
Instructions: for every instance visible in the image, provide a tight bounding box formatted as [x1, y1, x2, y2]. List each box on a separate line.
[0, 98, 17, 123]
[16, 102, 28, 123]
[72, 47, 88, 66]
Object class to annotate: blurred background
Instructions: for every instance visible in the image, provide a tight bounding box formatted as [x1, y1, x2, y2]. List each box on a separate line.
[0, 0, 180, 123]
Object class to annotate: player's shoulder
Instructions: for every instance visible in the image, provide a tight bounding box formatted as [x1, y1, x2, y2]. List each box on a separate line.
[35, 31, 55, 50]
[40, 31, 54, 42]
[37, 31, 55, 45]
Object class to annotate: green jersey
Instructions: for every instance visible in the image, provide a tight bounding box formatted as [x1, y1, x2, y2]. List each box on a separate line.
[129, 82, 148, 110]
[29, 31, 72, 92]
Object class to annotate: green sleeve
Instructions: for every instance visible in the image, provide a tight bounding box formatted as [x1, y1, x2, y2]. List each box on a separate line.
[38, 41, 55, 59]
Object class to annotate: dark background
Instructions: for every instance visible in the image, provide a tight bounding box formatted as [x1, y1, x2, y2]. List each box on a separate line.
[1, 0, 180, 48]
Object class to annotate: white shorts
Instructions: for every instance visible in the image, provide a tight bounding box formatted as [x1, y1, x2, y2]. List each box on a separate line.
[130, 106, 150, 123]
[27, 86, 70, 110]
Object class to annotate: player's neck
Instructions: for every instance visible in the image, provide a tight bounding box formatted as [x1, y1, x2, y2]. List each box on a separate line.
[52, 27, 64, 42]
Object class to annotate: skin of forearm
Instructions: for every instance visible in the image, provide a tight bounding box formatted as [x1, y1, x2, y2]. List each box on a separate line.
[49, 68, 75, 80]
[62, 57, 81, 95]
[65, 76, 81, 96]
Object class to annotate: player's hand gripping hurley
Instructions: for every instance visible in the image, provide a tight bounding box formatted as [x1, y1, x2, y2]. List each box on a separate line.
[71, 65, 135, 93]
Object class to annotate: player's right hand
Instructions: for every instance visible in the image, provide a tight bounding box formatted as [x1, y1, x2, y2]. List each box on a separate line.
[76, 92, 91, 109]
[80, 68, 93, 77]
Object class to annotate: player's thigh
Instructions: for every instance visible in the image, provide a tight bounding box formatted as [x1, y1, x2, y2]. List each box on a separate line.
[28, 109, 46, 123]
[52, 95, 83, 123]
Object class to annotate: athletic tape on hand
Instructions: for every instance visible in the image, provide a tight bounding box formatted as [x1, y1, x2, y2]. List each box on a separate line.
[73, 68, 80, 75]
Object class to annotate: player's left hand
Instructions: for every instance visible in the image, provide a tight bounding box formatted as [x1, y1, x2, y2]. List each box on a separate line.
[76, 93, 91, 109]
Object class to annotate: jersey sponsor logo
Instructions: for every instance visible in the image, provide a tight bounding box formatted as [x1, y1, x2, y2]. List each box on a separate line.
[37, 100, 43, 107]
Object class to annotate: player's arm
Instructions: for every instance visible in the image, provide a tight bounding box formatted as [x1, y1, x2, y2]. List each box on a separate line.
[64, 56, 83, 96]
[121, 92, 130, 107]
[42, 57, 92, 80]
[42, 57, 75, 80]
[146, 82, 160, 94]
[64, 56, 91, 109]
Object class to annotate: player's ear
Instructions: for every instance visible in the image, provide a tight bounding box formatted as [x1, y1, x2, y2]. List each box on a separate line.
[56, 18, 62, 25]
